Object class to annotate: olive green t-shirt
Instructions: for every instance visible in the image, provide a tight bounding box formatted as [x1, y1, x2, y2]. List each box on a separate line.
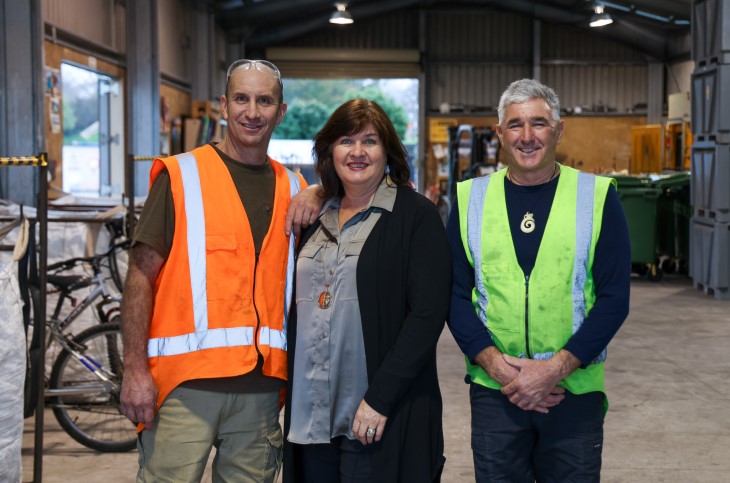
[132, 143, 283, 393]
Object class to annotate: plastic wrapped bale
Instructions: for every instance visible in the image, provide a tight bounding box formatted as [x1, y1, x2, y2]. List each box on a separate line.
[0, 260, 26, 483]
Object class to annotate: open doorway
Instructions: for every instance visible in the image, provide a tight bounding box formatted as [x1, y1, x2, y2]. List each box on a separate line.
[61, 62, 123, 197]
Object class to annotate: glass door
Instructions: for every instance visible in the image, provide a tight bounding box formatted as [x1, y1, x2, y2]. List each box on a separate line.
[61, 62, 114, 197]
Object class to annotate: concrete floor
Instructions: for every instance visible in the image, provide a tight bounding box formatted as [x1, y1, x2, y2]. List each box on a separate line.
[22, 275, 730, 482]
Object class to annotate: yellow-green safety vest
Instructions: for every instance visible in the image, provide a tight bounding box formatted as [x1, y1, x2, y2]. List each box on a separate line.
[456, 164, 614, 397]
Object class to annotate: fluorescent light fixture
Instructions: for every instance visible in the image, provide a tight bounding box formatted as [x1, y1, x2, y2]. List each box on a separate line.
[330, 2, 353, 25]
[597, 1, 689, 25]
[590, 5, 613, 27]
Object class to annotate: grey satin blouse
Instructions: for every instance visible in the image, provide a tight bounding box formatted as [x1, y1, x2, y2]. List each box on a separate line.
[287, 176, 397, 444]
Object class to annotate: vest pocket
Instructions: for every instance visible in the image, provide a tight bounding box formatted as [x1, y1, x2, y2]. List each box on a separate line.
[481, 262, 522, 335]
[206, 233, 251, 326]
[206, 233, 237, 251]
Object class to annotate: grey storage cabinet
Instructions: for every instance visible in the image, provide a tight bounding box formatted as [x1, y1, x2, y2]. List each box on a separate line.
[691, 64, 730, 143]
[690, 218, 730, 300]
[692, 0, 730, 66]
[690, 140, 730, 222]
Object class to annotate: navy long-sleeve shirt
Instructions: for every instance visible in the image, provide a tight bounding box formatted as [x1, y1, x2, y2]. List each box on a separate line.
[446, 174, 631, 368]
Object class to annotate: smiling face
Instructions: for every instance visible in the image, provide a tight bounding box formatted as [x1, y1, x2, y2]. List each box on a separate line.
[496, 98, 564, 177]
[220, 67, 286, 160]
[332, 123, 387, 197]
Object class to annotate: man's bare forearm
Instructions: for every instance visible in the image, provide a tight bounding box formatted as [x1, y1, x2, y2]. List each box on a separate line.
[474, 346, 519, 386]
[122, 243, 163, 372]
[548, 349, 582, 382]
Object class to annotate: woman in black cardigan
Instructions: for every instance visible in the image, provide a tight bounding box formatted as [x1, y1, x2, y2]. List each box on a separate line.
[283, 99, 452, 483]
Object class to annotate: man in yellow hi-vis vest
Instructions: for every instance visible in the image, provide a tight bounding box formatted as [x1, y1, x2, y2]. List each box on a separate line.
[120, 59, 322, 482]
[447, 78, 631, 482]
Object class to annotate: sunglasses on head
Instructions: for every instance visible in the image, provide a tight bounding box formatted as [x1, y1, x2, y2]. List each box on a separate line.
[226, 59, 282, 87]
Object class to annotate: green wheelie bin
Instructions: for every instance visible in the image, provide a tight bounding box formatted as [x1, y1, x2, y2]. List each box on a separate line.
[653, 172, 691, 274]
[610, 175, 662, 280]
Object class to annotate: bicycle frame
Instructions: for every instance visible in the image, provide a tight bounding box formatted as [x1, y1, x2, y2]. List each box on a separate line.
[44, 282, 122, 397]
[44, 255, 123, 397]
[44, 345, 120, 397]
[46, 237, 129, 337]
[48, 273, 120, 337]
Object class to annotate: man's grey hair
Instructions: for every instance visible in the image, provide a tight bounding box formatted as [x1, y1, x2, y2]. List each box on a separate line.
[497, 79, 561, 124]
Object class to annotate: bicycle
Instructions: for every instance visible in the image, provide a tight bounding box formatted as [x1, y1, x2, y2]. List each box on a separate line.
[42, 237, 136, 452]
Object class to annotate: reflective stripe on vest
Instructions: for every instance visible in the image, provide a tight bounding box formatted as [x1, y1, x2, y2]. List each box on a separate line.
[281, 170, 302, 342]
[147, 153, 301, 358]
[467, 176, 490, 324]
[466, 170, 605, 365]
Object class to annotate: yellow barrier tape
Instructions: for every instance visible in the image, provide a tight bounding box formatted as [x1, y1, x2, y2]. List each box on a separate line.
[0, 155, 47, 167]
[132, 155, 166, 161]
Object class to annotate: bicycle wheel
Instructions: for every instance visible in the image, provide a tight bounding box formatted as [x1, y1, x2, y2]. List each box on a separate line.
[49, 321, 137, 452]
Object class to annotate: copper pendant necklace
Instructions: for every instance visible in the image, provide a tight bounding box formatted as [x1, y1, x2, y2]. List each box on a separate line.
[318, 289, 333, 309]
[317, 217, 368, 310]
[318, 239, 334, 309]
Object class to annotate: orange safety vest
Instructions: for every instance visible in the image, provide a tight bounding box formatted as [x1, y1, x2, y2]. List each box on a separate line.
[147, 144, 305, 409]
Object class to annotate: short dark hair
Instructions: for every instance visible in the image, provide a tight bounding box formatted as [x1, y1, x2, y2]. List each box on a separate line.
[313, 99, 411, 200]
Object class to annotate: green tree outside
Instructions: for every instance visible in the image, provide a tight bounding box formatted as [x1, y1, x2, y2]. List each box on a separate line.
[343, 85, 409, 141]
[62, 100, 77, 133]
[276, 79, 409, 141]
[275, 98, 330, 139]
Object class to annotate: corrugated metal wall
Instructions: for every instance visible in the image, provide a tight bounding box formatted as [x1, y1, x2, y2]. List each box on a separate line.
[541, 23, 646, 60]
[669, 30, 693, 60]
[43, 0, 207, 88]
[43, 0, 123, 53]
[272, 7, 654, 113]
[277, 11, 419, 49]
[426, 11, 532, 61]
[544, 64, 647, 112]
[425, 11, 531, 112]
[667, 60, 694, 94]
[428, 64, 531, 111]
[421, 10, 650, 113]
[158, 0, 192, 84]
[214, 29, 227, 98]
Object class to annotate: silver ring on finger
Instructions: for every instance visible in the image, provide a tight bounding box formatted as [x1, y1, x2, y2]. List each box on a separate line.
[366, 428, 376, 437]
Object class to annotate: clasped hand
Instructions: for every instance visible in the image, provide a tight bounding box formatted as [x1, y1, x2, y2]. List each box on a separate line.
[352, 399, 388, 445]
[477, 347, 566, 413]
[500, 354, 566, 413]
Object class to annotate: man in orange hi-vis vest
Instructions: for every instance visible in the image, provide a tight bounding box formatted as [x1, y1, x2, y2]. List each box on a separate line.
[120, 59, 323, 482]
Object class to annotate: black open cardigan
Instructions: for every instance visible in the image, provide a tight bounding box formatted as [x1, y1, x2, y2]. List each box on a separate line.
[283, 186, 452, 483]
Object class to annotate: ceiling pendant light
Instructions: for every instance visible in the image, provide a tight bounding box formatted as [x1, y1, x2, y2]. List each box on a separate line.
[330, 2, 354, 25]
[590, 4, 613, 27]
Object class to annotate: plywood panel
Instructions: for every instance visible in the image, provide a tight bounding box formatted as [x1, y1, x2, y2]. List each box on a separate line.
[559, 116, 647, 173]
[160, 83, 192, 127]
[160, 84, 192, 156]
[631, 125, 662, 174]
